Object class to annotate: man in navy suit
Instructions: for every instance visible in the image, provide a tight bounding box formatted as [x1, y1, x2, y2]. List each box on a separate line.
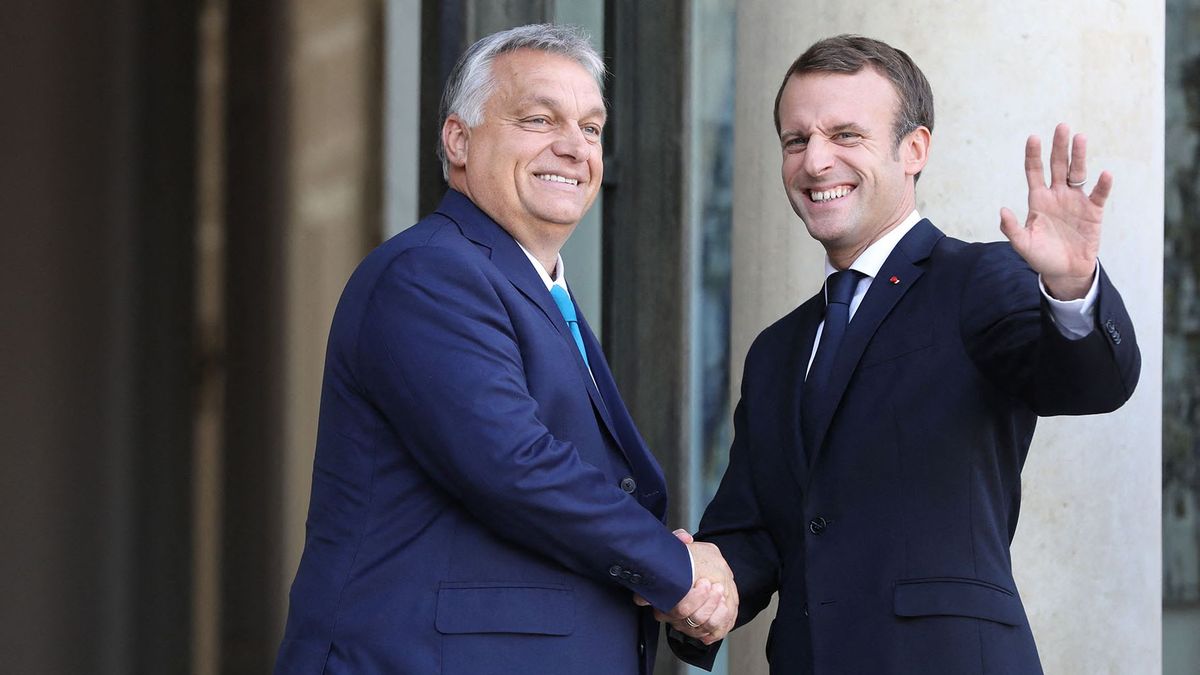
[667, 35, 1140, 673]
[274, 24, 736, 675]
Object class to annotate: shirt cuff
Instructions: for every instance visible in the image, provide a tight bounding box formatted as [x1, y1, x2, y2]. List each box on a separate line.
[1039, 263, 1100, 340]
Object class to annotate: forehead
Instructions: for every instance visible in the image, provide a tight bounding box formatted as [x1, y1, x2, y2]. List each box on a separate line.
[778, 68, 898, 127]
[488, 49, 605, 113]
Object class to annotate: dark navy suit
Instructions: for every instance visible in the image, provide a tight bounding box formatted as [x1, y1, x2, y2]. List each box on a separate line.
[275, 190, 692, 675]
[672, 220, 1140, 674]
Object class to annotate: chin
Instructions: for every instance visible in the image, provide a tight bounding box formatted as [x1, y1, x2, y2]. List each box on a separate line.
[534, 202, 589, 225]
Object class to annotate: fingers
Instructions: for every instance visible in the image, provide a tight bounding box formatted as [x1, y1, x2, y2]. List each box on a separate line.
[633, 594, 649, 607]
[669, 579, 712, 619]
[697, 599, 734, 644]
[1048, 122, 1071, 186]
[1030, 124, 1092, 190]
[1067, 131, 1088, 186]
[1024, 134, 1045, 191]
[672, 528, 694, 544]
[1089, 169, 1114, 208]
[672, 583, 736, 645]
[683, 582, 724, 628]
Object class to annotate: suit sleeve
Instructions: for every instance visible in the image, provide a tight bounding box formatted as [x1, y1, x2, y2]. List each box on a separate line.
[960, 244, 1140, 415]
[355, 244, 692, 611]
[669, 358, 784, 670]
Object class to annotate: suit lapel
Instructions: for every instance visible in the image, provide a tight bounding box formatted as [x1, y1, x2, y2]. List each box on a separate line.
[573, 304, 626, 455]
[577, 310, 668, 516]
[777, 296, 825, 492]
[804, 220, 944, 472]
[786, 297, 825, 491]
[438, 190, 574, 343]
[435, 190, 626, 454]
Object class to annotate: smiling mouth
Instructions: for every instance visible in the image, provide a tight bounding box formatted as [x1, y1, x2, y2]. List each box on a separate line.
[809, 186, 853, 203]
[535, 173, 580, 186]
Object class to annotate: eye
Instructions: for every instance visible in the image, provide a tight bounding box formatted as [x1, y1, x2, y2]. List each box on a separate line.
[833, 131, 861, 143]
[783, 136, 807, 151]
[581, 123, 602, 137]
[523, 116, 552, 127]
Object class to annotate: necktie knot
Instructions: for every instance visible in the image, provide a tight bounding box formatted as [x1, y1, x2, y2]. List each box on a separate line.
[825, 269, 863, 309]
[550, 285, 577, 322]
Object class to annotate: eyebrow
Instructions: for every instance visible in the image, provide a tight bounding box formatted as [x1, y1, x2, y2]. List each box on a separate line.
[827, 122, 868, 135]
[517, 96, 608, 122]
[779, 121, 869, 139]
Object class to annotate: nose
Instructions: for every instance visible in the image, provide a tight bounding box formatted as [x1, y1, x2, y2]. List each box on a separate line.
[801, 135, 834, 177]
[552, 124, 591, 161]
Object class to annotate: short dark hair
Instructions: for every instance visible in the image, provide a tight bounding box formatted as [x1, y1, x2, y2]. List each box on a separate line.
[773, 34, 934, 148]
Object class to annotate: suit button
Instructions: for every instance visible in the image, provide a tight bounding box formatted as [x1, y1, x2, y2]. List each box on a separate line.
[803, 604, 809, 617]
[809, 517, 828, 535]
[620, 477, 637, 493]
[638, 640, 646, 656]
[609, 565, 622, 577]
[630, 573, 643, 584]
[621, 570, 633, 581]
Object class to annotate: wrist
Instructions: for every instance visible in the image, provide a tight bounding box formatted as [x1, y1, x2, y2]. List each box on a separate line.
[1043, 264, 1097, 301]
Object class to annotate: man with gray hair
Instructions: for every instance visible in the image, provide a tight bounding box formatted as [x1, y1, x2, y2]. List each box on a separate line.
[274, 24, 735, 675]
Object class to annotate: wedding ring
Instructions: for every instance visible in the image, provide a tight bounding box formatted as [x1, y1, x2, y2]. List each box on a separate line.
[684, 616, 701, 629]
[1067, 178, 1087, 188]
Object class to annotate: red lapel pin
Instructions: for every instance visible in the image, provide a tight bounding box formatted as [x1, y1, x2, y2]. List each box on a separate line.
[889, 275, 900, 285]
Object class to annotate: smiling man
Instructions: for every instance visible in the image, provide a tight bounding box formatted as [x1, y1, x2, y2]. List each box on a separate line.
[273, 24, 734, 675]
[667, 35, 1141, 674]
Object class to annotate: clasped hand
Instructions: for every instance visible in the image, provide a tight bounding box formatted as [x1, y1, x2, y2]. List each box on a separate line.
[634, 529, 737, 645]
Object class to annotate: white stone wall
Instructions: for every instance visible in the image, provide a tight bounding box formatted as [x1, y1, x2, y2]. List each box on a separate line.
[729, 2, 1163, 672]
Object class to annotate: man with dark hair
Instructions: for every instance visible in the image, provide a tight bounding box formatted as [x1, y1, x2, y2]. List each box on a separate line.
[667, 34, 1140, 673]
[274, 24, 735, 675]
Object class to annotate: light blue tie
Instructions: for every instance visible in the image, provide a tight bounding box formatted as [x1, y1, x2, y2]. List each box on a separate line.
[550, 285, 589, 367]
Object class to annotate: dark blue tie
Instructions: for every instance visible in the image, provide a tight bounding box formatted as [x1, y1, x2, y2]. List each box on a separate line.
[550, 285, 589, 367]
[802, 269, 863, 454]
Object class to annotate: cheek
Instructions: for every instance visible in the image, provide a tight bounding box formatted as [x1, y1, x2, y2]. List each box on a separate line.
[781, 155, 805, 180]
[588, 151, 604, 179]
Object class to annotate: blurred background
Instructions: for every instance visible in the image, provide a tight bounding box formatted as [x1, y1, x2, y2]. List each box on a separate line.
[0, 0, 1193, 673]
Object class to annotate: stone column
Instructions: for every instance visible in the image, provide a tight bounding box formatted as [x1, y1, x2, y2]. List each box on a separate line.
[728, 3, 1163, 672]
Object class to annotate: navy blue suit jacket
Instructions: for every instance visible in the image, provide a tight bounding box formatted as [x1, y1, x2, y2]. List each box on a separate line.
[672, 220, 1140, 674]
[275, 190, 692, 675]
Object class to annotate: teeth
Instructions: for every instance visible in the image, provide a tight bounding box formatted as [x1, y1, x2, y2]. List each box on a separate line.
[810, 186, 851, 202]
[535, 174, 579, 186]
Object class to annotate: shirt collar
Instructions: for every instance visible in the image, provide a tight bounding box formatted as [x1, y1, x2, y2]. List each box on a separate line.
[515, 241, 568, 292]
[823, 210, 923, 281]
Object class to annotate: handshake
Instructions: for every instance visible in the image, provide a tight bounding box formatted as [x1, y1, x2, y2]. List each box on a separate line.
[635, 529, 738, 645]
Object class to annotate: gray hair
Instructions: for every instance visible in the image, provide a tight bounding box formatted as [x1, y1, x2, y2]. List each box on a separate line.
[436, 23, 607, 180]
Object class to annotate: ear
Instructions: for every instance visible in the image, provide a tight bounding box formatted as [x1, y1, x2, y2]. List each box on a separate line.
[901, 126, 931, 177]
[442, 114, 470, 169]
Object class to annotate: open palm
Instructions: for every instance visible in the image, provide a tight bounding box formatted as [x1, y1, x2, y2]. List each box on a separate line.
[999, 123, 1112, 300]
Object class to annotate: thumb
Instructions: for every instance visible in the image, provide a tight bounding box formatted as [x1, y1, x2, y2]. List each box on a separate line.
[672, 528, 695, 544]
[998, 207, 1022, 243]
[633, 594, 650, 606]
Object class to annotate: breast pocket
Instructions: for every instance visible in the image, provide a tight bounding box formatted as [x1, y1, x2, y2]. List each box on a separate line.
[859, 323, 934, 369]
